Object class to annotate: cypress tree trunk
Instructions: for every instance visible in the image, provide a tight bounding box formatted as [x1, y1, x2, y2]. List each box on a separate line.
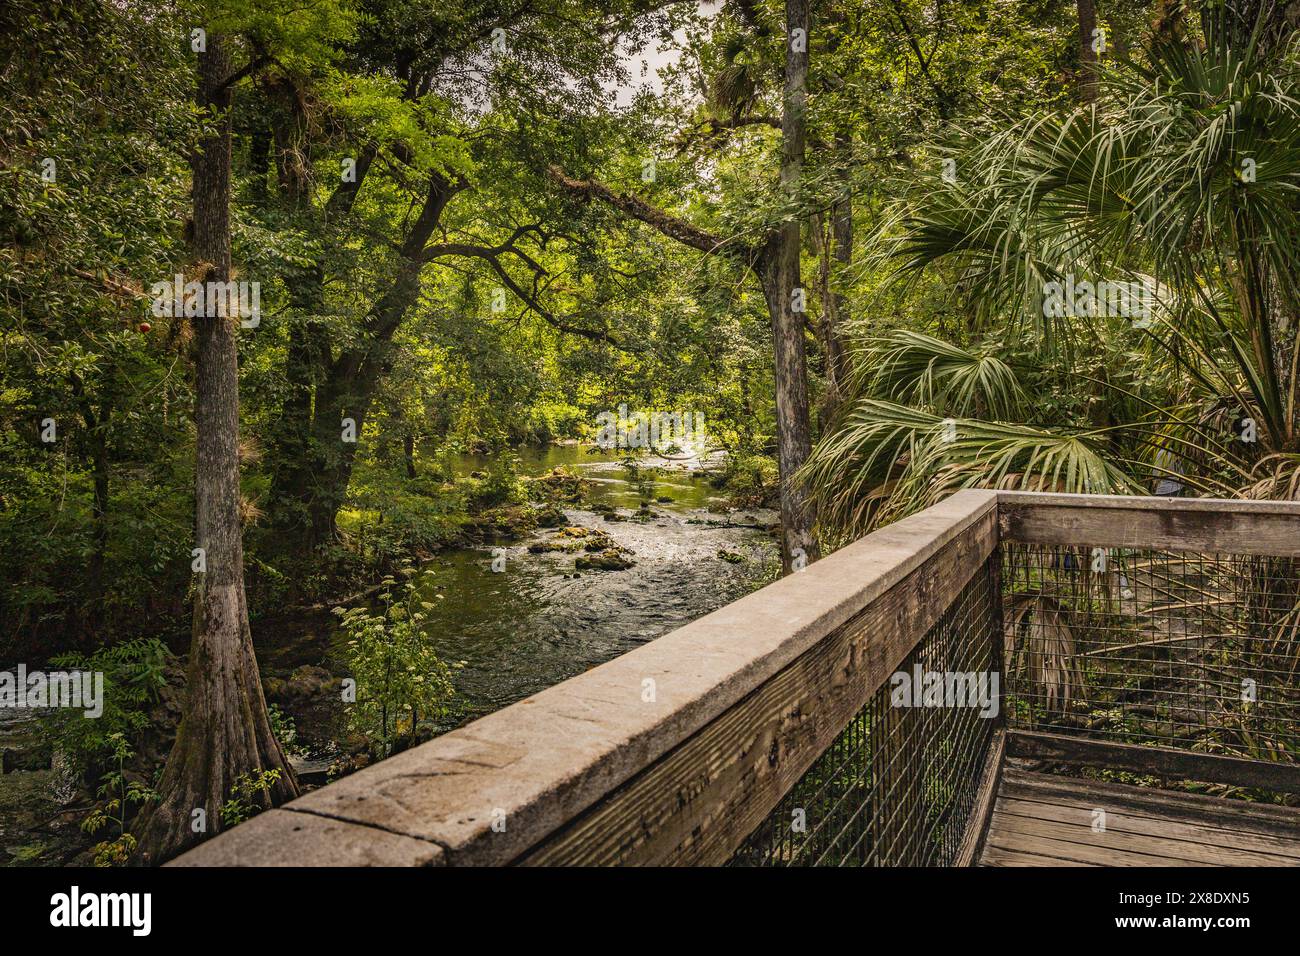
[134, 34, 297, 865]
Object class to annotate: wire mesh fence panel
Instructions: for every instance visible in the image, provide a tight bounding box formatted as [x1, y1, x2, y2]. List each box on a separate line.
[1001, 542, 1300, 765]
[729, 557, 1001, 867]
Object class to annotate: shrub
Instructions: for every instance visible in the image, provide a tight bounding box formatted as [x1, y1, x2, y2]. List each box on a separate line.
[43, 637, 173, 782]
[333, 572, 460, 759]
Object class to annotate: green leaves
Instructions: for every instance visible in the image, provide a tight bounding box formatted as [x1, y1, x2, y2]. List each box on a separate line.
[852, 329, 1027, 421]
[823, 12, 1300, 530]
[319, 70, 475, 182]
[335, 576, 458, 759]
[198, 0, 356, 71]
[804, 398, 1138, 534]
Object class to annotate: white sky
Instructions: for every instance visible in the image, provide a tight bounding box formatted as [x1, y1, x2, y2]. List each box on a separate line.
[610, 0, 722, 107]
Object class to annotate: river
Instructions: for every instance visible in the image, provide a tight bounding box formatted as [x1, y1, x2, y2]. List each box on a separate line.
[409, 444, 779, 723]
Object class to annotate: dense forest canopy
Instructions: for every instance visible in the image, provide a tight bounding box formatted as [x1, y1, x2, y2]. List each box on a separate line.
[3, 0, 1299, 863]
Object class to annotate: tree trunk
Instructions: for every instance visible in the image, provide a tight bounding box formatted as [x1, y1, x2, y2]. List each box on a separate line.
[134, 34, 298, 865]
[829, 142, 853, 389]
[282, 175, 458, 544]
[266, 318, 325, 539]
[810, 193, 852, 413]
[264, 76, 331, 545]
[810, 214, 835, 392]
[1078, 0, 1099, 102]
[760, 248, 819, 572]
[763, 0, 819, 573]
[299, 268, 419, 544]
[404, 431, 417, 479]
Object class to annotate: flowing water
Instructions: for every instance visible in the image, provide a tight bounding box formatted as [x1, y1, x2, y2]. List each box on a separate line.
[413, 445, 779, 723]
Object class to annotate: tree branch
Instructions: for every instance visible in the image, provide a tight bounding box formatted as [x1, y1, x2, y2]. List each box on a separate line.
[546, 164, 749, 260]
[215, 48, 277, 96]
[423, 233, 624, 346]
[890, 0, 952, 117]
[671, 115, 781, 156]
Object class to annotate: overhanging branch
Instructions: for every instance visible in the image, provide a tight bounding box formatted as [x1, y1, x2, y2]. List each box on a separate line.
[546, 165, 751, 261]
[423, 236, 624, 347]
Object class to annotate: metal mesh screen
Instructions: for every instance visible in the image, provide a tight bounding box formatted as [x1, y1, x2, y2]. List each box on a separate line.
[1002, 543, 1300, 764]
[728, 556, 1001, 866]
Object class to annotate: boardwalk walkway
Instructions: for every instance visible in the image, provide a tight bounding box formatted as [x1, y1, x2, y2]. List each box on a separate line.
[980, 768, 1300, 867]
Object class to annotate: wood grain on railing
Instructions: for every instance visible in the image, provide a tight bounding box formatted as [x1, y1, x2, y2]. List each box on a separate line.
[999, 492, 1300, 557]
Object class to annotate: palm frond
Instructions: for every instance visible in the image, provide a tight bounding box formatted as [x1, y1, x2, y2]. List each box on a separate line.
[802, 399, 1139, 535]
[849, 329, 1028, 420]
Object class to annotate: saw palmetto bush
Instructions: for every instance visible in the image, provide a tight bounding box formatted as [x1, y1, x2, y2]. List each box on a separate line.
[809, 6, 1300, 529]
[807, 3, 1300, 752]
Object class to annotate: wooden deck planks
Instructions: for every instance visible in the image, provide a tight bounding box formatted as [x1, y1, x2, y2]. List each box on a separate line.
[979, 769, 1300, 867]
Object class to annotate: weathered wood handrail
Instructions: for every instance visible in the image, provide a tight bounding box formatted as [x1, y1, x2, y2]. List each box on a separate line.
[173, 488, 1000, 866]
[999, 491, 1300, 557]
[173, 490, 1300, 866]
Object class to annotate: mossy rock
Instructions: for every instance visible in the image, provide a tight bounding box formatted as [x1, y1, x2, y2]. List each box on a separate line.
[583, 531, 616, 551]
[555, 525, 595, 538]
[574, 548, 635, 571]
[528, 540, 581, 554]
[467, 504, 540, 541]
[526, 467, 592, 503]
[534, 503, 568, 528]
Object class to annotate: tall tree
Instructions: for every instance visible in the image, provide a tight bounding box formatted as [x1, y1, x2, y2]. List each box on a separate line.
[133, 30, 299, 866]
[760, 0, 817, 569]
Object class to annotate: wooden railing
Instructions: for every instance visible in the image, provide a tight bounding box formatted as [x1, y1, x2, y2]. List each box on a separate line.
[999, 492, 1300, 796]
[172, 490, 1300, 866]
